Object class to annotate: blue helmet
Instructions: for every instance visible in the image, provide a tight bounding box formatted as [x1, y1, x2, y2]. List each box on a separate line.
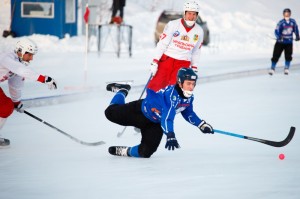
[177, 67, 198, 84]
[283, 8, 291, 14]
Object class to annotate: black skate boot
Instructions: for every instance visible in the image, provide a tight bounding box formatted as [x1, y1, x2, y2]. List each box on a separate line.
[0, 138, 10, 147]
[108, 146, 131, 157]
[106, 83, 131, 97]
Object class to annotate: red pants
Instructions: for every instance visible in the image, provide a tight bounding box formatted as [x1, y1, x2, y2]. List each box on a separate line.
[147, 54, 190, 92]
[0, 87, 14, 118]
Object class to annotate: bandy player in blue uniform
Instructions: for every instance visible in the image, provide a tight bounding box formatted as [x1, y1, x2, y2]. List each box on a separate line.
[105, 68, 214, 158]
[269, 8, 299, 75]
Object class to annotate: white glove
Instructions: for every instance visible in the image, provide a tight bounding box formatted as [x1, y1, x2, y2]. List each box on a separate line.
[150, 61, 158, 76]
[45, 76, 57, 90]
[199, 120, 214, 134]
[191, 66, 198, 73]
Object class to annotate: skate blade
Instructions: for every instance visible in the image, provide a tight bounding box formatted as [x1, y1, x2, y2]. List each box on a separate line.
[0, 145, 10, 149]
[105, 80, 134, 85]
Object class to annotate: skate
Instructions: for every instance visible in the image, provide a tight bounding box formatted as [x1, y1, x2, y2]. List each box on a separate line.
[106, 83, 131, 96]
[108, 146, 131, 157]
[268, 69, 275, 75]
[284, 69, 289, 75]
[0, 138, 10, 147]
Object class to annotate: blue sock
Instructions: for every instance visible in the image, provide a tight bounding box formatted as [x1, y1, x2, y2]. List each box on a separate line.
[285, 61, 290, 69]
[128, 145, 140, 157]
[271, 62, 276, 70]
[110, 92, 126, 105]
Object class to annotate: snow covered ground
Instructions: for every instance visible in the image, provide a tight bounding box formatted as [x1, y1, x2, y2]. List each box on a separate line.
[1, 0, 300, 199]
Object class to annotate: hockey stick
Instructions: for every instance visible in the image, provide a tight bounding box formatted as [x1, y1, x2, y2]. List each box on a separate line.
[266, 34, 297, 41]
[117, 75, 153, 137]
[214, 126, 295, 147]
[24, 110, 105, 146]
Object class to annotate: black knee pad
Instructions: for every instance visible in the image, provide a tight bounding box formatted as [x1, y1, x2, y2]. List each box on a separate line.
[104, 105, 117, 122]
[138, 144, 158, 158]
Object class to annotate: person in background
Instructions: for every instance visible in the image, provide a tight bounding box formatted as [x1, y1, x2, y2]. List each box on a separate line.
[0, 38, 57, 147]
[105, 68, 214, 158]
[269, 8, 299, 75]
[148, 0, 204, 92]
[110, 0, 126, 24]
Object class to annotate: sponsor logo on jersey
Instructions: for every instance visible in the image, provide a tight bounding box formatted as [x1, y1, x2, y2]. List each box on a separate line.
[172, 95, 177, 101]
[173, 31, 180, 37]
[181, 35, 189, 41]
[193, 34, 199, 42]
[151, 108, 161, 118]
[0, 71, 16, 82]
[151, 107, 161, 114]
[173, 39, 195, 50]
[282, 26, 293, 35]
[160, 33, 167, 40]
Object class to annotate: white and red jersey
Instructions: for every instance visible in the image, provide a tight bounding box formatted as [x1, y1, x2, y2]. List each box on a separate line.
[0, 51, 42, 102]
[153, 18, 204, 68]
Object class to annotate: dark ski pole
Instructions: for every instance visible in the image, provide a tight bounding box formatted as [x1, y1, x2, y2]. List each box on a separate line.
[214, 126, 295, 147]
[117, 74, 152, 137]
[24, 110, 105, 146]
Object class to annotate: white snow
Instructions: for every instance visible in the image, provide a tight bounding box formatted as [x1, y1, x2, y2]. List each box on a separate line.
[1, 0, 300, 199]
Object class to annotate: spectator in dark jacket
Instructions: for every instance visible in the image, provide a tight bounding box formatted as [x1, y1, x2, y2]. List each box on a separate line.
[110, 0, 126, 24]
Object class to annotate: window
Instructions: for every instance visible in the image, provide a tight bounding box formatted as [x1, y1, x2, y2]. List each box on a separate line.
[21, 2, 54, 18]
[65, 0, 75, 23]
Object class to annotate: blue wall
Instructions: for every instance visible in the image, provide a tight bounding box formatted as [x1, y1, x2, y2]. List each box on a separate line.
[11, 0, 77, 38]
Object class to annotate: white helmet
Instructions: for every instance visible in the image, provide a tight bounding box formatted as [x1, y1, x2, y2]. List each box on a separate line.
[183, 1, 200, 27]
[15, 38, 38, 56]
[183, 1, 200, 13]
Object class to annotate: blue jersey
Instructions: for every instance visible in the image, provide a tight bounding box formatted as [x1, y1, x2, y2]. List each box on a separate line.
[141, 86, 202, 134]
[275, 18, 299, 44]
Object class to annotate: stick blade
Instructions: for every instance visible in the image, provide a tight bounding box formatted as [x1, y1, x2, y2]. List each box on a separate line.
[80, 141, 106, 146]
[117, 132, 122, 137]
[106, 80, 134, 85]
[264, 126, 295, 147]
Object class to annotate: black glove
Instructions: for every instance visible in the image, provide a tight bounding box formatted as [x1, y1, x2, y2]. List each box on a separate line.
[14, 101, 24, 113]
[165, 132, 180, 151]
[45, 76, 57, 90]
[295, 37, 300, 41]
[199, 120, 214, 134]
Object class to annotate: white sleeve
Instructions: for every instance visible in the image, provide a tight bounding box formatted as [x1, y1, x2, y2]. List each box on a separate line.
[1, 54, 40, 81]
[190, 28, 204, 67]
[153, 21, 177, 61]
[8, 75, 24, 102]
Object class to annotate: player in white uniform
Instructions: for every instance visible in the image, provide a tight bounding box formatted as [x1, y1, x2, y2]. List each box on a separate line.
[0, 38, 57, 147]
[148, 0, 204, 92]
